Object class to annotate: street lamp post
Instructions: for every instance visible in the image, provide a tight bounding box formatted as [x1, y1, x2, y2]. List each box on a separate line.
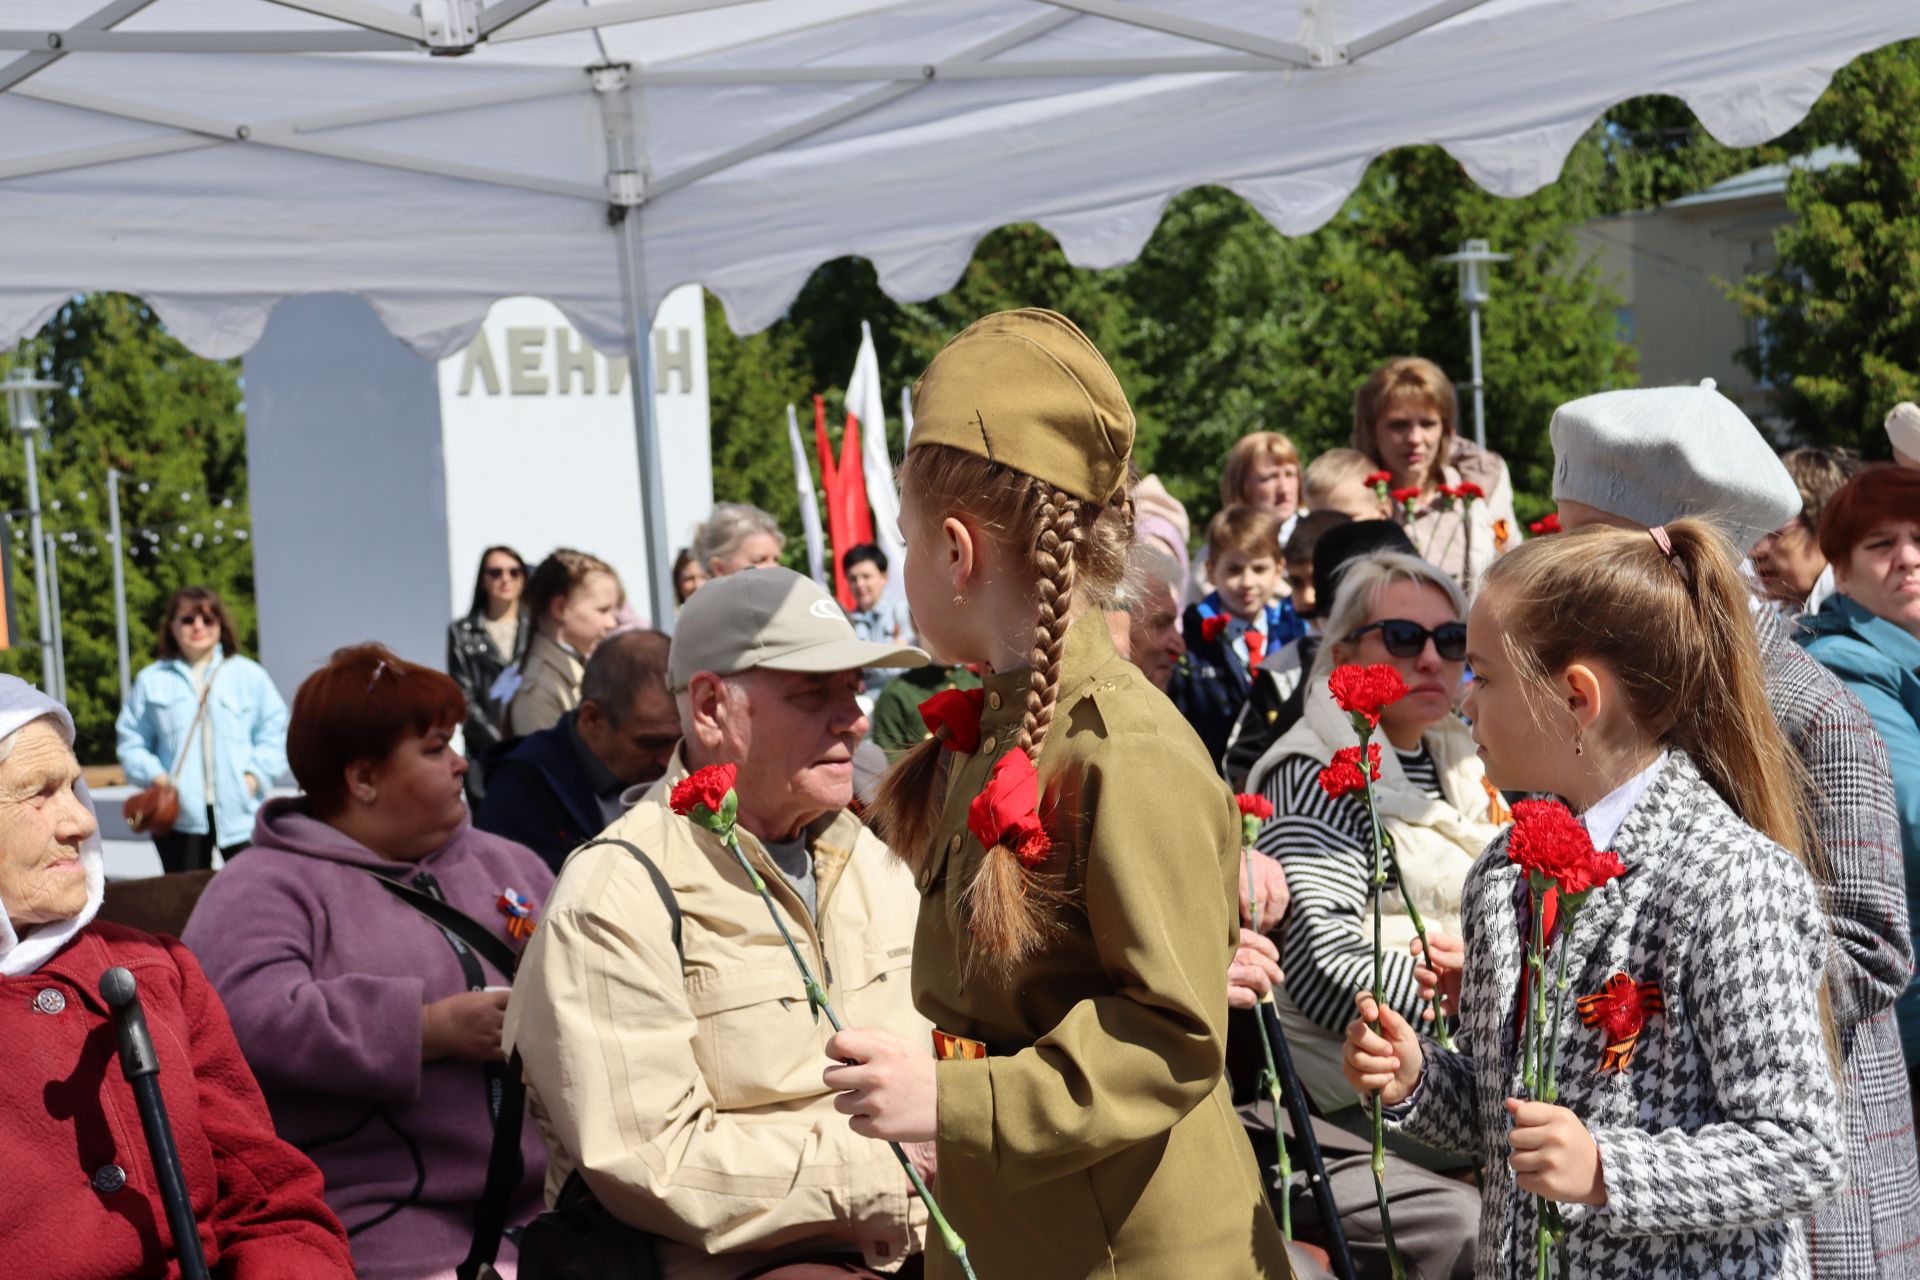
[1436, 240, 1510, 450]
[4, 362, 63, 693]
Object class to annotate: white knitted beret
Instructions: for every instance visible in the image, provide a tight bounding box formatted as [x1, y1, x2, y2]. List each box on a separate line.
[1549, 380, 1801, 554]
[1887, 402, 1920, 460]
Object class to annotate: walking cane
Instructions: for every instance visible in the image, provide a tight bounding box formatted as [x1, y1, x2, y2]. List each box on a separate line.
[101, 967, 211, 1280]
[1261, 1001, 1360, 1280]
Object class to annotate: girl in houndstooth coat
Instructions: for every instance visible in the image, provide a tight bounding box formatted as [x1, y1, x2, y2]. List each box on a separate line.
[1346, 521, 1846, 1278]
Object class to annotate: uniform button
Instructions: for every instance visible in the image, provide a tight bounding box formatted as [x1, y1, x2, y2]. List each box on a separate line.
[980, 734, 996, 755]
[947, 835, 962, 855]
[986, 691, 1003, 711]
[92, 1164, 127, 1194]
[34, 988, 66, 1015]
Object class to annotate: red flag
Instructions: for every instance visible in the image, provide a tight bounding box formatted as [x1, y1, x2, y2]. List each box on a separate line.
[814, 396, 874, 609]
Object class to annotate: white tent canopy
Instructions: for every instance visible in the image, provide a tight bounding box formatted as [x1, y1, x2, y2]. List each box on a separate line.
[4, 0, 1916, 619]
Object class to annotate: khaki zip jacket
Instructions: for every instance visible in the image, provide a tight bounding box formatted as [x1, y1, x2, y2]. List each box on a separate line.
[505, 749, 930, 1279]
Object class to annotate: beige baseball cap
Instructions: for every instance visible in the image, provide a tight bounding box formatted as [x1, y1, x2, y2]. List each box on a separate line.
[666, 566, 927, 691]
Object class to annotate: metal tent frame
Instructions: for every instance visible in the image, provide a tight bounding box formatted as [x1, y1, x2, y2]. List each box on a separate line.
[0, 0, 1502, 624]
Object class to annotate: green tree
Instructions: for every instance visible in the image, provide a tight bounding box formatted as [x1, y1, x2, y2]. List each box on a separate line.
[1732, 40, 1920, 453]
[0, 294, 253, 761]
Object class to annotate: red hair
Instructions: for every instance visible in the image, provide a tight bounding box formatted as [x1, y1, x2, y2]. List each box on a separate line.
[287, 644, 465, 816]
[1817, 464, 1920, 565]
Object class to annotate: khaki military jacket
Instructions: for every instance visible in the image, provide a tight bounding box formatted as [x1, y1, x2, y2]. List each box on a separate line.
[504, 748, 930, 1280]
[505, 629, 584, 737]
[914, 613, 1291, 1279]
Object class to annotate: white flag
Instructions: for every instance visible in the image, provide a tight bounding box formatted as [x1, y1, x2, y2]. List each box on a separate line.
[846, 321, 907, 578]
[786, 403, 827, 587]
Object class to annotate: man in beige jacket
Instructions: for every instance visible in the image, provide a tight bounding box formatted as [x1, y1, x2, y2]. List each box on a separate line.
[506, 567, 933, 1280]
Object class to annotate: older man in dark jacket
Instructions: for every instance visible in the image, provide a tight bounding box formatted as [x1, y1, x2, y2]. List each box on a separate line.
[476, 630, 679, 870]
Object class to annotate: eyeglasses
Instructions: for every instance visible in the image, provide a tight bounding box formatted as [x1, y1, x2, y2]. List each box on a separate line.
[484, 566, 525, 580]
[1348, 619, 1467, 661]
[174, 613, 217, 629]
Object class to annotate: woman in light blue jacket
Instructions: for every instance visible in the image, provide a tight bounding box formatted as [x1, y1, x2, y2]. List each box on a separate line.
[116, 585, 290, 871]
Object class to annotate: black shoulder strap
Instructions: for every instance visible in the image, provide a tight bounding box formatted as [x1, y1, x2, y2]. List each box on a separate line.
[576, 837, 683, 960]
[456, 836, 682, 1280]
[368, 872, 520, 980]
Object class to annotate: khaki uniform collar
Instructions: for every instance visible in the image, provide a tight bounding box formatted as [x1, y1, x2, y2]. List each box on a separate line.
[978, 610, 1121, 738]
[650, 744, 867, 911]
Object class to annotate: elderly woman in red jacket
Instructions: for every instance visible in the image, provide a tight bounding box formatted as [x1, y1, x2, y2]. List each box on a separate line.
[0, 674, 352, 1279]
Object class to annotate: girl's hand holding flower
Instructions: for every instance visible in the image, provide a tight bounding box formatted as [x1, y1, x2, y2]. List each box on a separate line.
[1410, 931, 1465, 1023]
[1505, 1098, 1608, 1206]
[823, 1029, 938, 1143]
[1342, 992, 1423, 1105]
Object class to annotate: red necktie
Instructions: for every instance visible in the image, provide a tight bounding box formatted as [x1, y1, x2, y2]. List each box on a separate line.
[1245, 630, 1265, 668]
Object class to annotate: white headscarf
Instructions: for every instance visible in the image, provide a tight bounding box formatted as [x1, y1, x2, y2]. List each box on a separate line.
[0, 676, 105, 977]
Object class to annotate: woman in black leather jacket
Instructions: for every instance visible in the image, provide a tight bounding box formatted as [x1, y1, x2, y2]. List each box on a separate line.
[446, 545, 530, 799]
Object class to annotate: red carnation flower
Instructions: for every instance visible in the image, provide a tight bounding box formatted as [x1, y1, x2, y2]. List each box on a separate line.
[1201, 614, 1230, 644]
[919, 688, 987, 754]
[1389, 485, 1422, 507]
[1236, 793, 1275, 821]
[967, 751, 1051, 869]
[1364, 470, 1393, 489]
[1454, 482, 1485, 502]
[1317, 743, 1382, 798]
[1529, 512, 1562, 536]
[670, 764, 737, 817]
[1327, 663, 1409, 730]
[1507, 798, 1625, 896]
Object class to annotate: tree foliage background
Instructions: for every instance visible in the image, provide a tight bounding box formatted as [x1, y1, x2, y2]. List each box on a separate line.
[4, 45, 1911, 757]
[0, 295, 253, 760]
[1732, 41, 1920, 449]
[703, 89, 1779, 551]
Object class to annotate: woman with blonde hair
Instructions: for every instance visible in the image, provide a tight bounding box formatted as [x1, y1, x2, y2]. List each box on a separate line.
[1187, 430, 1307, 604]
[1247, 550, 1499, 1127]
[1352, 357, 1521, 590]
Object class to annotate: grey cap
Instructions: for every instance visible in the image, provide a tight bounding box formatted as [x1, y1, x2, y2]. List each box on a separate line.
[1549, 380, 1800, 554]
[666, 566, 927, 692]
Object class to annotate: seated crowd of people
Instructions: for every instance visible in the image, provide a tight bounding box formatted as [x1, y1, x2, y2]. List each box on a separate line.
[9, 341, 1918, 1280]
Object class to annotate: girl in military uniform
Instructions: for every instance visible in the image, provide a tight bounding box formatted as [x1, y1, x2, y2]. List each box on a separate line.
[821, 309, 1292, 1279]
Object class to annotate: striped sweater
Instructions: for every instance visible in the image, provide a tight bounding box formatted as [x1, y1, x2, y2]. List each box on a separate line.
[1255, 746, 1443, 1035]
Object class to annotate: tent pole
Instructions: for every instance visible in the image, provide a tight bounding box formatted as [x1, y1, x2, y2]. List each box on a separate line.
[614, 212, 676, 630]
[597, 65, 675, 630]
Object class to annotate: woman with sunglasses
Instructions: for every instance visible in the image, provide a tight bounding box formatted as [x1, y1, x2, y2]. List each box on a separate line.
[116, 585, 289, 872]
[1243, 551, 1505, 1156]
[446, 545, 531, 800]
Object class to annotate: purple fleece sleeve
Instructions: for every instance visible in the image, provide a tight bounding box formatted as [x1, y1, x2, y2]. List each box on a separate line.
[182, 861, 426, 1106]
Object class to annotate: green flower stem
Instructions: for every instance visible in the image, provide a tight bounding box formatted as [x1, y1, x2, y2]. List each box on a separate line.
[712, 818, 979, 1280]
[1431, 507, 1463, 579]
[1355, 736, 1407, 1280]
[1243, 848, 1292, 1241]
[1392, 875, 1454, 1051]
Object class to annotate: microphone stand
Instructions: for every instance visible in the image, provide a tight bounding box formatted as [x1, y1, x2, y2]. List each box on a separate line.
[100, 967, 211, 1280]
[1261, 1000, 1360, 1280]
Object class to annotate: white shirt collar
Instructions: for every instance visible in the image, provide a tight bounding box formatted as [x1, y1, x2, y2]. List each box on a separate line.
[1579, 751, 1668, 851]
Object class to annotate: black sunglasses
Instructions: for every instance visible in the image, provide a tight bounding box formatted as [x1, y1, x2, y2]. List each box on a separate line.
[1348, 619, 1467, 661]
[484, 566, 525, 580]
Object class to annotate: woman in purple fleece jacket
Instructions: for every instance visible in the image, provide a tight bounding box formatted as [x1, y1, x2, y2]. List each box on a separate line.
[184, 645, 553, 1280]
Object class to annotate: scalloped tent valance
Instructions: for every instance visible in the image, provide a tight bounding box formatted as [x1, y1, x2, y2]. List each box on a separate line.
[3, 0, 1915, 621]
[4, 0, 1915, 363]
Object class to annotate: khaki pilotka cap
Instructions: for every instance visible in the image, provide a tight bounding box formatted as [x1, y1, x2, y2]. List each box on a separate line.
[665, 566, 927, 691]
[908, 308, 1136, 503]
